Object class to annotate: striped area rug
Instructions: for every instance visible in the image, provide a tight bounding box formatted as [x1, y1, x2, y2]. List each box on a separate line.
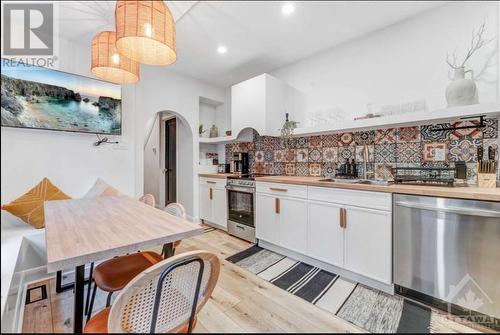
[227, 245, 453, 333]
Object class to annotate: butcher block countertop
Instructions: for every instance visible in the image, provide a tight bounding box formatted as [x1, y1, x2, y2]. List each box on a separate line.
[199, 173, 240, 179]
[254, 176, 500, 202]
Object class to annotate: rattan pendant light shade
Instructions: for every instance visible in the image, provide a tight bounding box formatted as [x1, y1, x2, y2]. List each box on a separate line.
[115, 0, 176, 66]
[91, 31, 140, 84]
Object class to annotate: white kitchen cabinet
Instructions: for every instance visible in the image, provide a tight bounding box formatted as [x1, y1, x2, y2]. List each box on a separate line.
[256, 192, 308, 254]
[307, 201, 344, 268]
[256, 194, 280, 245]
[231, 74, 305, 137]
[343, 206, 392, 284]
[199, 178, 227, 229]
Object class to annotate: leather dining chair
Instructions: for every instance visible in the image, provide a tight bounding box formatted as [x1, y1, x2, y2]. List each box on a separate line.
[84, 250, 220, 333]
[86, 194, 164, 321]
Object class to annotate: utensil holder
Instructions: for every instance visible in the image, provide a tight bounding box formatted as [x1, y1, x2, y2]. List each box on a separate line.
[477, 173, 496, 188]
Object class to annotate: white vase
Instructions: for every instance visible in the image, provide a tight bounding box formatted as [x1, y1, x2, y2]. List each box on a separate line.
[445, 67, 478, 107]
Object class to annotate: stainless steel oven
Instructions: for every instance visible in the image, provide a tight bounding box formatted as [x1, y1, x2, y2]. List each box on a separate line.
[226, 177, 256, 243]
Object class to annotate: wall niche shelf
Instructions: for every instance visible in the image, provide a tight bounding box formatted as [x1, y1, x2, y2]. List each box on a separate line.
[294, 102, 500, 137]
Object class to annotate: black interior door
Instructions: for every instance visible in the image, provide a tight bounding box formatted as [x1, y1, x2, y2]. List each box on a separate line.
[165, 118, 176, 205]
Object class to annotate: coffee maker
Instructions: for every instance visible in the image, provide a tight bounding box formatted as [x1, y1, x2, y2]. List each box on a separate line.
[232, 152, 249, 174]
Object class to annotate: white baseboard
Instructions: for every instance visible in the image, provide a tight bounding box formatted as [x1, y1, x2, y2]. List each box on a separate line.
[258, 239, 394, 295]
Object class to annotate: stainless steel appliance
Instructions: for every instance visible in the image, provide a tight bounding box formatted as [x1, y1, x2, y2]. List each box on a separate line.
[394, 194, 500, 319]
[232, 152, 249, 175]
[226, 175, 256, 242]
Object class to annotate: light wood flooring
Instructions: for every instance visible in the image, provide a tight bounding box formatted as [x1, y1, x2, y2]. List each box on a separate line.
[22, 228, 484, 333]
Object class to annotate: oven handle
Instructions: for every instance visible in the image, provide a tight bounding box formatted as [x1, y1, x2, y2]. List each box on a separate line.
[395, 201, 500, 218]
[226, 185, 255, 194]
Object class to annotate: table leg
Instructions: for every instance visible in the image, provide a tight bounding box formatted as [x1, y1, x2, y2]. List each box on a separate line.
[164, 242, 175, 258]
[73, 265, 85, 333]
[56, 270, 74, 293]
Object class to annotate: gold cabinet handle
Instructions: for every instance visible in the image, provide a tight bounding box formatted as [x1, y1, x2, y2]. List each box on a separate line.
[270, 187, 288, 192]
[209, 188, 213, 200]
[341, 208, 347, 228]
[275, 198, 280, 214]
[339, 208, 344, 228]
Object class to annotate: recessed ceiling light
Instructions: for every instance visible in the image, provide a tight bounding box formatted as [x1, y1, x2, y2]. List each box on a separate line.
[217, 46, 227, 54]
[282, 3, 295, 15]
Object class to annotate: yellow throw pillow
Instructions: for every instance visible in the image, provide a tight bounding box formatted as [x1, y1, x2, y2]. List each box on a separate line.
[1, 178, 71, 229]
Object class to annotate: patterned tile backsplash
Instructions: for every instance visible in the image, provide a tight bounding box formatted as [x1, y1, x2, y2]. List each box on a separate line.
[226, 118, 499, 181]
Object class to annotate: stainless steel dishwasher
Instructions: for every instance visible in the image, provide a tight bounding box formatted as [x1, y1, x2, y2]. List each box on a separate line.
[394, 194, 500, 319]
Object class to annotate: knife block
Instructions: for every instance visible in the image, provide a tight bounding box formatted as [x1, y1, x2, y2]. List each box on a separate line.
[477, 172, 496, 188]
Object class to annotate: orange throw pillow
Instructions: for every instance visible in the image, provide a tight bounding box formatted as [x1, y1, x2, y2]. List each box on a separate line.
[1, 178, 71, 229]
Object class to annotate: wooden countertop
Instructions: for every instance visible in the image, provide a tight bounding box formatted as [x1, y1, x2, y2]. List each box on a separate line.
[255, 176, 500, 202]
[199, 173, 240, 179]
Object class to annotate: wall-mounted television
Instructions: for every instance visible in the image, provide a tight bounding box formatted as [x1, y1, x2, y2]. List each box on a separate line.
[1, 59, 122, 135]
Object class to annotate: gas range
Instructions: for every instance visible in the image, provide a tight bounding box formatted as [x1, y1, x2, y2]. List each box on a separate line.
[227, 174, 273, 188]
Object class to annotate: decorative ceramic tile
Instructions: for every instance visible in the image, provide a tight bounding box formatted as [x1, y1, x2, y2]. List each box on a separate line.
[264, 150, 274, 162]
[355, 145, 374, 162]
[263, 163, 273, 174]
[296, 148, 309, 162]
[308, 148, 322, 162]
[308, 136, 322, 148]
[482, 138, 499, 161]
[396, 142, 421, 164]
[254, 162, 265, 174]
[296, 137, 308, 148]
[420, 123, 451, 142]
[283, 137, 297, 149]
[449, 120, 482, 140]
[254, 137, 264, 150]
[422, 142, 448, 162]
[322, 163, 337, 178]
[483, 118, 498, 139]
[323, 147, 338, 162]
[374, 144, 396, 163]
[421, 161, 453, 168]
[375, 129, 396, 144]
[338, 132, 355, 146]
[396, 126, 420, 143]
[262, 136, 276, 150]
[309, 163, 322, 177]
[273, 162, 285, 175]
[274, 150, 285, 162]
[296, 163, 309, 176]
[338, 146, 355, 160]
[449, 138, 481, 162]
[246, 141, 256, 151]
[285, 163, 296, 176]
[375, 163, 395, 181]
[354, 131, 375, 145]
[356, 163, 375, 179]
[321, 134, 339, 147]
[254, 150, 265, 163]
[284, 149, 296, 162]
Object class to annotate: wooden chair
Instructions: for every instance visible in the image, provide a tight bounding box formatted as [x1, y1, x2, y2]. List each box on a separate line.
[86, 194, 164, 320]
[163, 203, 187, 257]
[84, 251, 220, 333]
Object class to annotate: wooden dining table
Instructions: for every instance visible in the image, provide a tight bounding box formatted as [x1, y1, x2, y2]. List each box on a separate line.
[44, 196, 204, 333]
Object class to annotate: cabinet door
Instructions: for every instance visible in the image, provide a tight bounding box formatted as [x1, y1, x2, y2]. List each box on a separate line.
[343, 206, 392, 284]
[308, 201, 344, 268]
[212, 188, 227, 228]
[279, 197, 308, 254]
[256, 194, 280, 245]
[199, 184, 212, 221]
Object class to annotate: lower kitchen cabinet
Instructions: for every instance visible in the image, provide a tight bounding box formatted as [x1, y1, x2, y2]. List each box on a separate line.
[256, 193, 308, 254]
[307, 201, 344, 268]
[343, 206, 392, 284]
[199, 179, 227, 229]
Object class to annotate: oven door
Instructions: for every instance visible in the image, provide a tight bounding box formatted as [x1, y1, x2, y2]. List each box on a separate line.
[226, 185, 255, 227]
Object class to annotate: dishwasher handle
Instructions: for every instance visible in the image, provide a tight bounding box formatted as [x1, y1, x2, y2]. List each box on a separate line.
[395, 201, 500, 218]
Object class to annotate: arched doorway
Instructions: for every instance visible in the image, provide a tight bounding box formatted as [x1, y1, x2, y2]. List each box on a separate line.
[143, 111, 193, 211]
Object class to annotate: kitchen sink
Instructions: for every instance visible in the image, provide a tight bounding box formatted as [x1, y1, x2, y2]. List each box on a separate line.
[318, 178, 391, 186]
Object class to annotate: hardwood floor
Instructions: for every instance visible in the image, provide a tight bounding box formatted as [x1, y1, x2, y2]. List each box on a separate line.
[22, 228, 484, 333]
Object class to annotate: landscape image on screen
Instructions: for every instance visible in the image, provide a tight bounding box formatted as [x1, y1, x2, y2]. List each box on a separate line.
[1, 60, 122, 134]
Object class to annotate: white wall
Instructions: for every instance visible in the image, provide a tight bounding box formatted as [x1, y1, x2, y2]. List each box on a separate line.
[1, 37, 136, 202]
[271, 2, 499, 121]
[133, 65, 226, 220]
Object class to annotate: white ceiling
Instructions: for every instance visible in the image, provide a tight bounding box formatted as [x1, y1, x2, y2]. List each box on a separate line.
[56, 1, 443, 87]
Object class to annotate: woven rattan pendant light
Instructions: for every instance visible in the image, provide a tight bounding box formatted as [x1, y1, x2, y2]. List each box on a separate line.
[91, 31, 140, 84]
[115, 0, 176, 66]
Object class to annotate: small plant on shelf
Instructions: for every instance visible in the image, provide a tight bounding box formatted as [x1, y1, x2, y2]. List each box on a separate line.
[280, 112, 299, 148]
[199, 124, 207, 137]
